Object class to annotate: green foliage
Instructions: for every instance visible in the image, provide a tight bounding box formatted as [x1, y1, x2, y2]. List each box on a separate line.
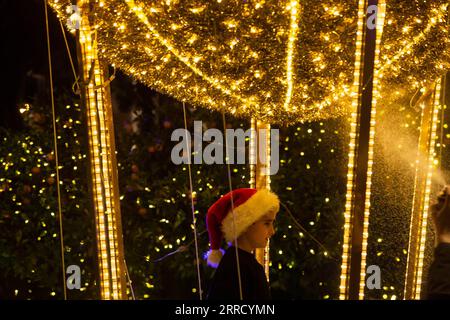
[1, 78, 348, 300]
[0, 91, 98, 299]
[269, 121, 347, 299]
[113, 81, 347, 299]
[114, 93, 249, 299]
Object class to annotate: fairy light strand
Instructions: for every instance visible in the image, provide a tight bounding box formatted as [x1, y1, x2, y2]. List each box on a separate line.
[339, 0, 366, 300]
[415, 79, 441, 299]
[78, 1, 125, 299]
[358, 0, 386, 300]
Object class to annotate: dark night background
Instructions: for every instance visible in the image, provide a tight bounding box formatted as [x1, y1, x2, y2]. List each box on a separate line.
[2, 0, 65, 130]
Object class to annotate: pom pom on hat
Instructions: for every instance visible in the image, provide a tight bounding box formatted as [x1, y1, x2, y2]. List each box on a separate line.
[205, 248, 225, 268]
[205, 188, 279, 268]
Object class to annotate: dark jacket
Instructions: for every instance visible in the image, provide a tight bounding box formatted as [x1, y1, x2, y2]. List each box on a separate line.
[206, 246, 271, 300]
[426, 243, 450, 299]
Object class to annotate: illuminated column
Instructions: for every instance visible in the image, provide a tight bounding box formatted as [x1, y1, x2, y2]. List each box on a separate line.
[404, 79, 442, 300]
[77, 0, 127, 299]
[250, 119, 272, 279]
[250, 0, 297, 277]
[339, 0, 385, 300]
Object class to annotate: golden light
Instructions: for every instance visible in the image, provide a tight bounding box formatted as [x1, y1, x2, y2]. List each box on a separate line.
[46, 0, 450, 300]
[339, 0, 366, 300]
[251, 120, 272, 279]
[358, 1, 386, 299]
[379, 4, 450, 85]
[77, 0, 127, 299]
[339, 0, 387, 300]
[49, 0, 450, 125]
[404, 78, 442, 299]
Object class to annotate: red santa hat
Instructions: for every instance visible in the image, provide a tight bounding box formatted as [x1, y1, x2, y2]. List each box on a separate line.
[205, 188, 280, 268]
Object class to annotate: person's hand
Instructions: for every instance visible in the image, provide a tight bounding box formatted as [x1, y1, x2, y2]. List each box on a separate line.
[431, 186, 450, 245]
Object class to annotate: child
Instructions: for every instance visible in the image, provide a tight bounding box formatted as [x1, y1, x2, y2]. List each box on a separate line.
[205, 188, 280, 300]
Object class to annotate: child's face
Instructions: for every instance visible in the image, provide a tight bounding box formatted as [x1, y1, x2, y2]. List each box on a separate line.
[242, 211, 277, 249]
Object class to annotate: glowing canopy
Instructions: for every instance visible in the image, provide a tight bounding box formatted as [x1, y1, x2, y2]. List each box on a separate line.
[49, 0, 449, 125]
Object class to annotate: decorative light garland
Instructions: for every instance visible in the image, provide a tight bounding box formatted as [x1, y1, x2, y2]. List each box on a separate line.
[77, 0, 127, 300]
[251, 120, 272, 279]
[415, 80, 441, 298]
[339, 0, 366, 300]
[379, 3, 450, 86]
[358, 0, 386, 299]
[283, 1, 300, 112]
[49, 0, 449, 125]
[404, 78, 442, 300]
[45, 0, 450, 300]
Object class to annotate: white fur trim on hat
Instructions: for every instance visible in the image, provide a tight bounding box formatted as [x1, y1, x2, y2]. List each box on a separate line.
[221, 189, 279, 242]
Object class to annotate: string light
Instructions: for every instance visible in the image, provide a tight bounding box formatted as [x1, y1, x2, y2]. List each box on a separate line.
[404, 78, 442, 300]
[379, 3, 450, 85]
[48, 0, 449, 125]
[78, 1, 125, 300]
[339, 0, 366, 301]
[0, 100, 95, 296]
[251, 120, 272, 279]
[283, 1, 300, 111]
[358, 1, 386, 300]
[44, 0, 450, 300]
